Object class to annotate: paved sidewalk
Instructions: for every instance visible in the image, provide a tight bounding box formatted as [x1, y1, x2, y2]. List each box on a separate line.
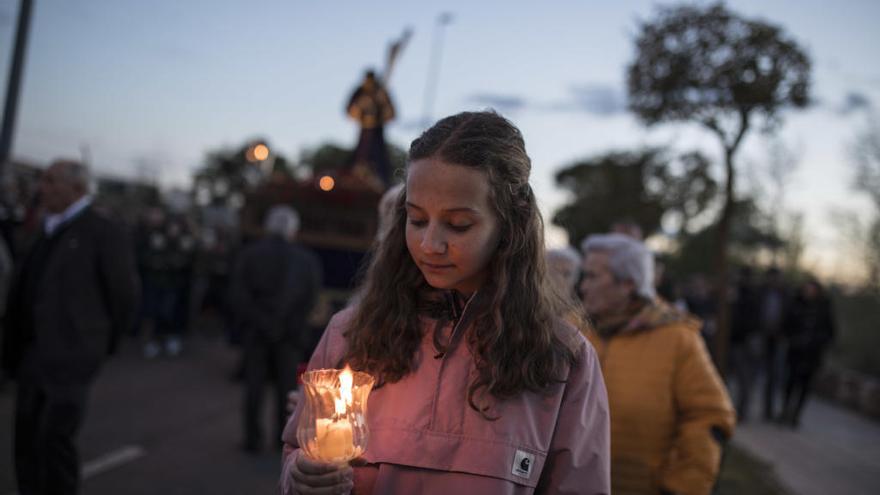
[732, 398, 880, 495]
[0, 336, 281, 495]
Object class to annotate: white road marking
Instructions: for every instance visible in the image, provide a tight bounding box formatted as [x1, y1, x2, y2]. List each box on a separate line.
[4, 444, 146, 495]
[81, 444, 147, 479]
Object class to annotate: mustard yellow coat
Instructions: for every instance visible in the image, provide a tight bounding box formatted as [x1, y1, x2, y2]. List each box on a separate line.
[586, 311, 735, 495]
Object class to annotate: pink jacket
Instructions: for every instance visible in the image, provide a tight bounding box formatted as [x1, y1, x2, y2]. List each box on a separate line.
[280, 306, 610, 494]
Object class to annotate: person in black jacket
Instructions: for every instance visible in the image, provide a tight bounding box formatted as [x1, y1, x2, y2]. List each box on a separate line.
[758, 267, 788, 420]
[2, 159, 138, 495]
[230, 205, 322, 452]
[780, 278, 835, 427]
[729, 266, 761, 422]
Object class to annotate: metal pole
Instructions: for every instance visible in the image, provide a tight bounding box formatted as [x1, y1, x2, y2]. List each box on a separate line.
[0, 0, 34, 177]
[421, 12, 452, 129]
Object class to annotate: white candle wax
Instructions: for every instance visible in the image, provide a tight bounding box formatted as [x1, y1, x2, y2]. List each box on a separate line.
[316, 418, 353, 460]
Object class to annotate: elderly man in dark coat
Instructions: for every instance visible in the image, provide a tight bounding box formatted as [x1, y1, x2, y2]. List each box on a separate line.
[230, 205, 322, 453]
[2, 159, 139, 495]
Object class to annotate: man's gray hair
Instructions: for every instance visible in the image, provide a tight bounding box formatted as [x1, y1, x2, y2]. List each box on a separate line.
[264, 205, 300, 239]
[581, 233, 656, 300]
[53, 159, 93, 193]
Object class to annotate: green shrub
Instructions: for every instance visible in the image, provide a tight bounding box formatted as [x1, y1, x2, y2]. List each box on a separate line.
[716, 444, 792, 495]
[829, 287, 880, 378]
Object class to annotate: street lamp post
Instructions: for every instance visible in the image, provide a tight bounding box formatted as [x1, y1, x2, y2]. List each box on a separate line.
[1, 0, 35, 178]
[421, 12, 453, 129]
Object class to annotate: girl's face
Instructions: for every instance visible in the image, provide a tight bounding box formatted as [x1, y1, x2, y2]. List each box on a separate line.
[405, 157, 500, 296]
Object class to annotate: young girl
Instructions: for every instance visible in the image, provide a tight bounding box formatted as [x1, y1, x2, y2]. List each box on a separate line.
[280, 111, 610, 494]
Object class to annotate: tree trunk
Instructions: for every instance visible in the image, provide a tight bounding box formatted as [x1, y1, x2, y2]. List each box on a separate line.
[712, 148, 736, 374]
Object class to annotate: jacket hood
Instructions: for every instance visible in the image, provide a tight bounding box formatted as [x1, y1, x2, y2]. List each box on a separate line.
[596, 298, 700, 338]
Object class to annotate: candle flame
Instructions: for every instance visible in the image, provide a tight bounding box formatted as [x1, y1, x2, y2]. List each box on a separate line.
[340, 366, 353, 402]
[335, 365, 354, 416]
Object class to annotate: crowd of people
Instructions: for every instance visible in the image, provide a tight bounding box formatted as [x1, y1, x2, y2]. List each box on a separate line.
[727, 267, 836, 427]
[0, 110, 837, 495]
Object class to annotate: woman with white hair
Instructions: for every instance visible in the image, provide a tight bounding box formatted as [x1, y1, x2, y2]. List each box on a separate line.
[545, 246, 581, 302]
[579, 233, 735, 495]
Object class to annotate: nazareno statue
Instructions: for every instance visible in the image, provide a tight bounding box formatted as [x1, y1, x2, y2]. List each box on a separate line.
[345, 70, 396, 189]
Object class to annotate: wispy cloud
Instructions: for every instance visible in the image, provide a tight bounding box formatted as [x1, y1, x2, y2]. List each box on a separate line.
[837, 91, 873, 115]
[393, 117, 431, 132]
[544, 84, 628, 116]
[464, 84, 629, 118]
[466, 93, 528, 113]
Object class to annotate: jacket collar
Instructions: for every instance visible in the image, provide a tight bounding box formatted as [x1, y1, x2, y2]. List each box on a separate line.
[431, 289, 490, 359]
[44, 195, 92, 237]
[594, 298, 695, 338]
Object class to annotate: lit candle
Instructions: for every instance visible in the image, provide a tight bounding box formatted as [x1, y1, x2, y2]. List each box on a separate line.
[317, 419, 354, 460]
[315, 418, 332, 444]
[318, 366, 355, 461]
[298, 366, 373, 463]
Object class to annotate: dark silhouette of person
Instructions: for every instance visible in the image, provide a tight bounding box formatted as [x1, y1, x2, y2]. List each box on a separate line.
[758, 267, 788, 420]
[729, 266, 761, 421]
[346, 70, 396, 188]
[134, 206, 195, 357]
[2, 159, 139, 494]
[781, 279, 835, 427]
[230, 206, 322, 452]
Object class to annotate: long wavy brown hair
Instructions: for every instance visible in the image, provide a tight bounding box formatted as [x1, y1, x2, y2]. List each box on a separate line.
[343, 111, 583, 417]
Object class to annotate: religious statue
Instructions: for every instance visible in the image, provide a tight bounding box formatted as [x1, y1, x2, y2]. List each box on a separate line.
[345, 70, 395, 189]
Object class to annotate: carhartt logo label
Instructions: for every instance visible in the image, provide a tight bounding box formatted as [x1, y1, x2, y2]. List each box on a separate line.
[511, 449, 534, 478]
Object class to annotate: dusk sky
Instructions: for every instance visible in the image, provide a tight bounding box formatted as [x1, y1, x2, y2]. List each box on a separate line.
[1, 0, 878, 282]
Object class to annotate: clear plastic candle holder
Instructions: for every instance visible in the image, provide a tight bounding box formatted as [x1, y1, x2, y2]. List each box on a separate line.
[296, 367, 375, 464]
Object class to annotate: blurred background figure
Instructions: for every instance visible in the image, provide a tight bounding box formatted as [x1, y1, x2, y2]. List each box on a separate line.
[2, 159, 138, 495]
[580, 233, 735, 495]
[781, 279, 835, 428]
[230, 206, 322, 453]
[653, 256, 687, 312]
[134, 204, 196, 358]
[683, 273, 718, 352]
[759, 267, 789, 421]
[0, 234, 9, 314]
[377, 182, 404, 240]
[283, 148, 407, 428]
[346, 70, 396, 188]
[546, 246, 581, 303]
[188, 224, 236, 339]
[729, 266, 761, 422]
[0, 235, 11, 390]
[0, 174, 26, 260]
[611, 218, 643, 240]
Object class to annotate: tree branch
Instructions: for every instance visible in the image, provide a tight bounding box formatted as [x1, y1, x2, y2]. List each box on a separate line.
[702, 117, 730, 149]
[729, 109, 751, 156]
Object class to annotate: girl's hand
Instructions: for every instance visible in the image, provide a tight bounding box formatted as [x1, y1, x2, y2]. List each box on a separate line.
[289, 451, 353, 495]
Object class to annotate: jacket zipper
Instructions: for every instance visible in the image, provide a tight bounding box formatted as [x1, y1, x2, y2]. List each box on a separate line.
[428, 291, 480, 430]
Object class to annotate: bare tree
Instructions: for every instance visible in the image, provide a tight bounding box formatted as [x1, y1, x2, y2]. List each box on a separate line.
[851, 120, 880, 288]
[627, 2, 811, 367]
[759, 137, 802, 266]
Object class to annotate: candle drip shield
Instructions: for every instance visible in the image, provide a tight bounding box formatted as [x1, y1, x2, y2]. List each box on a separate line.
[296, 367, 375, 463]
